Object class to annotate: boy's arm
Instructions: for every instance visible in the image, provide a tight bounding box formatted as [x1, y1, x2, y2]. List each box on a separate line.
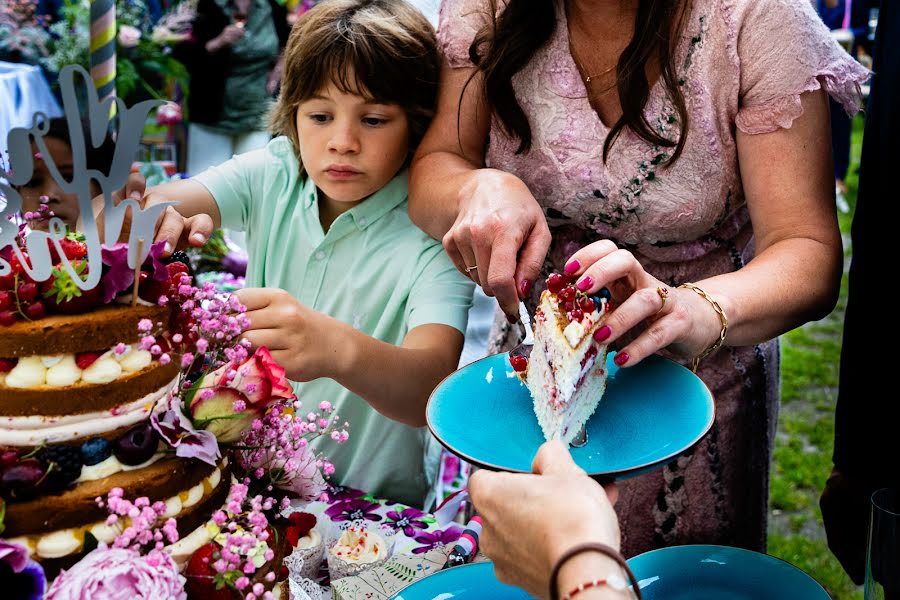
[236, 288, 465, 428]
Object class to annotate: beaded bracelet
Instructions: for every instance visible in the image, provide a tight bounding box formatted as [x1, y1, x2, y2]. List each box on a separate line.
[561, 578, 610, 600]
[548, 543, 642, 600]
[677, 282, 728, 373]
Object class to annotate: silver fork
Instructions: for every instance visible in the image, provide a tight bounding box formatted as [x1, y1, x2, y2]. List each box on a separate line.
[510, 302, 588, 448]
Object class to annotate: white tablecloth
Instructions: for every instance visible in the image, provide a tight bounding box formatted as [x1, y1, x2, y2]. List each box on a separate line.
[0, 60, 63, 160]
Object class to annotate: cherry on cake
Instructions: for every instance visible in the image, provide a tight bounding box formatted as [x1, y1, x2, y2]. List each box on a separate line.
[511, 273, 612, 445]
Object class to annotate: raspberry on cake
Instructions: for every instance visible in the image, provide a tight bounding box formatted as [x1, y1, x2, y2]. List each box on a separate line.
[511, 273, 612, 445]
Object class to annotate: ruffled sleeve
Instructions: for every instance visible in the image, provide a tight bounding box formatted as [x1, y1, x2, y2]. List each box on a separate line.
[731, 0, 871, 134]
[437, 0, 496, 68]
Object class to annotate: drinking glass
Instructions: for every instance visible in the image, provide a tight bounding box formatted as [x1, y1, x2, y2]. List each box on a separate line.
[865, 487, 900, 600]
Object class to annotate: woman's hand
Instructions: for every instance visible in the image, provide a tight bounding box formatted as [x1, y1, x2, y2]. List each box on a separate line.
[206, 24, 245, 53]
[563, 241, 724, 367]
[469, 441, 621, 599]
[442, 169, 551, 319]
[235, 288, 345, 382]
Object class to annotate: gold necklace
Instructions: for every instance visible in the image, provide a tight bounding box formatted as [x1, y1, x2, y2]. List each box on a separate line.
[566, 2, 619, 87]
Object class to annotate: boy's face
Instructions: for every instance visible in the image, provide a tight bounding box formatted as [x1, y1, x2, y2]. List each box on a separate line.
[19, 137, 86, 231]
[295, 80, 410, 206]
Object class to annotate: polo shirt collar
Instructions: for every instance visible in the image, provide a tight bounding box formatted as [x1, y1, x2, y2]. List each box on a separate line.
[301, 169, 408, 232]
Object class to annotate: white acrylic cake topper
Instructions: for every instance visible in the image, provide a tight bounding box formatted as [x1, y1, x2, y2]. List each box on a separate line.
[0, 64, 176, 291]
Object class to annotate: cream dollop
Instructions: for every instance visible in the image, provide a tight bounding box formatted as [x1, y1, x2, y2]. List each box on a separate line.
[81, 357, 122, 384]
[119, 348, 152, 373]
[4, 356, 46, 388]
[46, 355, 82, 387]
[295, 529, 322, 551]
[329, 527, 387, 564]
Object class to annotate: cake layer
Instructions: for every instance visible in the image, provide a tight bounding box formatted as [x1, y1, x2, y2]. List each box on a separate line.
[30, 466, 232, 580]
[0, 360, 179, 417]
[0, 378, 175, 446]
[4, 455, 220, 538]
[0, 304, 171, 358]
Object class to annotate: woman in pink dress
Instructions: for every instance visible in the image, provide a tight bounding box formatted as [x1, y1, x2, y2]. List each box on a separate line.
[409, 0, 869, 555]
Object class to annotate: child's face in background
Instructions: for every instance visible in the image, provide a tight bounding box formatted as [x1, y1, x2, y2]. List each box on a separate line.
[295, 79, 410, 206]
[19, 137, 93, 230]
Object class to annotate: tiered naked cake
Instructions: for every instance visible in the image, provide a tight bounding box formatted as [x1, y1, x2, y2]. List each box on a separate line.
[0, 257, 232, 578]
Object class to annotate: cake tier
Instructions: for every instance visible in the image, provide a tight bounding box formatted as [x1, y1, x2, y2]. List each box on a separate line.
[0, 303, 171, 358]
[0, 360, 179, 418]
[4, 456, 231, 563]
[0, 377, 176, 446]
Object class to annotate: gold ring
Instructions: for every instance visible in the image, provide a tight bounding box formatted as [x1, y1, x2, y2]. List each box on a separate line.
[465, 265, 478, 273]
[655, 286, 669, 314]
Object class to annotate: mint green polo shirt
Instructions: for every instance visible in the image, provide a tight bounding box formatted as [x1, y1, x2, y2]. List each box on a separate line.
[194, 137, 474, 508]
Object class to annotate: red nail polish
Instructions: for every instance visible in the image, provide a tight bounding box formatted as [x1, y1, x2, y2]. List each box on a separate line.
[576, 276, 593, 291]
[614, 351, 630, 366]
[519, 279, 533, 297]
[564, 259, 580, 274]
[593, 325, 611, 342]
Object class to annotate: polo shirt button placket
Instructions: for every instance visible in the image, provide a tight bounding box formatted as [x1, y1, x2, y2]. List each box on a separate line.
[314, 250, 326, 261]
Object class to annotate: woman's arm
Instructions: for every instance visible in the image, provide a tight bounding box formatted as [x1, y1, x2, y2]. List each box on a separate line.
[564, 89, 842, 366]
[409, 64, 552, 317]
[236, 288, 464, 428]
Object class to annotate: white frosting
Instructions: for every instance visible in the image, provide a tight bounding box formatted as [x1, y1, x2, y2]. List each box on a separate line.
[77, 453, 164, 483]
[119, 348, 152, 373]
[329, 527, 387, 564]
[46, 355, 82, 387]
[0, 378, 175, 446]
[4, 356, 46, 388]
[182, 482, 205, 508]
[1, 346, 160, 390]
[11, 458, 228, 560]
[81, 357, 122, 384]
[41, 355, 64, 368]
[295, 529, 322, 551]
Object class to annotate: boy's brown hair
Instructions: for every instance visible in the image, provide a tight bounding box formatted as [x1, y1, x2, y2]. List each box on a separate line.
[269, 0, 440, 166]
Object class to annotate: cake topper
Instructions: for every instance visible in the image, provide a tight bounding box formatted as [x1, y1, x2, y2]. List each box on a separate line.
[0, 64, 175, 292]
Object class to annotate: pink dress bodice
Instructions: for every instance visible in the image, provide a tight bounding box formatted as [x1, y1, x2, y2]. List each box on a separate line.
[439, 0, 868, 262]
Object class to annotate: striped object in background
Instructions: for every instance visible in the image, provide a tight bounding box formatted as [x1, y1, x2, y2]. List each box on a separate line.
[89, 0, 116, 117]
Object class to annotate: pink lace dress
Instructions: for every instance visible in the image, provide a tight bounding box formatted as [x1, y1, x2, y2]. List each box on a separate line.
[438, 0, 869, 555]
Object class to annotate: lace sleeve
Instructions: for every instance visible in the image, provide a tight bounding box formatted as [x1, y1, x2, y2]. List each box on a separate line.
[437, 0, 496, 68]
[729, 0, 871, 134]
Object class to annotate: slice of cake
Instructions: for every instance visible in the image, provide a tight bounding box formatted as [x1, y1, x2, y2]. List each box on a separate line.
[512, 273, 611, 445]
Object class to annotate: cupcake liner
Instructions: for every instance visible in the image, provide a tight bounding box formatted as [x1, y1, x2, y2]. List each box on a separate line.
[324, 519, 397, 581]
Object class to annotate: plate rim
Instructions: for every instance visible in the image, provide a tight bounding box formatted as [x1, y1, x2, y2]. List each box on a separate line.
[425, 352, 716, 479]
[627, 544, 831, 597]
[388, 561, 519, 600]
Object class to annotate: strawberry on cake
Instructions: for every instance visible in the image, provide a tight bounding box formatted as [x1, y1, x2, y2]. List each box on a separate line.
[510, 273, 612, 445]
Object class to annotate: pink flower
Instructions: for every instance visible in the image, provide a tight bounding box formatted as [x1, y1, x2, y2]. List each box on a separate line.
[118, 25, 142, 48]
[202, 347, 293, 407]
[151, 398, 221, 465]
[46, 547, 185, 600]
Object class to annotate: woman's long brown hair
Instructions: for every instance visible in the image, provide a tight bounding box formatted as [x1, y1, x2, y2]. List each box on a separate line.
[465, 0, 689, 166]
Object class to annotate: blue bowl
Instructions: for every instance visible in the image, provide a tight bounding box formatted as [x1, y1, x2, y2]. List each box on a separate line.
[389, 562, 534, 600]
[629, 545, 831, 599]
[426, 352, 715, 479]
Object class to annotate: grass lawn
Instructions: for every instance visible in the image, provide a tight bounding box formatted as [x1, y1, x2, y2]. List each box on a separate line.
[766, 113, 865, 599]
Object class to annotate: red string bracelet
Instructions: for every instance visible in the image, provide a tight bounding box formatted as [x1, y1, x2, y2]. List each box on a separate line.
[548, 543, 642, 600]
[562, 578, 609, 600]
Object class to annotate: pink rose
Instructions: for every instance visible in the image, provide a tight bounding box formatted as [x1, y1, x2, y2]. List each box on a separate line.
[190, 347, 293, 442]
[46, 547, 185, 600]
[117, 25, 142, 48]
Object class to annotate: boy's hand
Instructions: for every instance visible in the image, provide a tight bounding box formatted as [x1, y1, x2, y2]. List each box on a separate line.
[235, 288, 348, 382]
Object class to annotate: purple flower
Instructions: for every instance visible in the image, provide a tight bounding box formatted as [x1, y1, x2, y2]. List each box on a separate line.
[325, 498, 382, 523]
[151, 398, 221, 466]
[384, 507, 430, 537]
[412, 526, 462, 554]
[326, 484, 366, 503]
[441, 454, 460, 485]
[0, 540, 46, 600]
[100, 241, 168, 303]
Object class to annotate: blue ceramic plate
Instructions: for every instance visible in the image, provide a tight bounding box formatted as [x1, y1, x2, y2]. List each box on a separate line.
[426, 352, 714, 479]
[629, 545, 830, 599]
[389, 562, 535, 600]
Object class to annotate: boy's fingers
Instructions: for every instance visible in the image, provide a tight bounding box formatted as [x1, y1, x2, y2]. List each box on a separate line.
[234, 288, 275, 312]
[123, 172, 147, 202]
[184, 214, 215, 246]
[155, 206, 185, 255]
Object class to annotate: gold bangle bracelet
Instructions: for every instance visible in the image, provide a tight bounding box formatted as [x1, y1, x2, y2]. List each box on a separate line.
[677, 283, 728, 372]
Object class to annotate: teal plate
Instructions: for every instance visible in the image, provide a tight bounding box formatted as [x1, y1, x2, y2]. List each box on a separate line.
[389, 562, 534, 600]
[426, 352, 715, 479]
[629, 545, 831, 599]
[389, 547, 828, 600]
